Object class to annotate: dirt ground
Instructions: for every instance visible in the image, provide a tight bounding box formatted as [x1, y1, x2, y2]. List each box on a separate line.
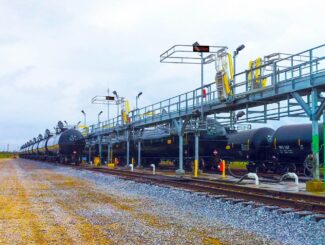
[0, 159, 233, 244]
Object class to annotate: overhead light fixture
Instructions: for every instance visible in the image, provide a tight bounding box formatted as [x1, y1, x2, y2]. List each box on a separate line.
[235, 44, 245, 55]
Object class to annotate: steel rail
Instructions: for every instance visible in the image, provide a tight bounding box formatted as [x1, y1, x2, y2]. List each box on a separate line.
[77, 166, 325, 214]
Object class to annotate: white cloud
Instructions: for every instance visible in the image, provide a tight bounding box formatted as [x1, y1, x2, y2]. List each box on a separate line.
[0, 0, 324, 149]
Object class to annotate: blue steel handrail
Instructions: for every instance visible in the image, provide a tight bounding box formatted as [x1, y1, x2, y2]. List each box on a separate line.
[89, 44, 325, 135]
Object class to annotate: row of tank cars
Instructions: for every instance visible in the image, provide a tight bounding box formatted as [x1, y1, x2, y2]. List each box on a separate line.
[19, 121, 85, 164]
[19, 120, 322, 176]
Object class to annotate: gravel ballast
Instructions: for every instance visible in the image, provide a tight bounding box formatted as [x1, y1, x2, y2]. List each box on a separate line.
[1, 159, 324, 244]
[53, 163, 325, 245]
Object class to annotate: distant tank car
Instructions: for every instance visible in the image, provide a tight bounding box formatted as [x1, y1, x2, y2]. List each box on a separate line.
[94, 119, 228, 170]
[95, 122, 320, 176]
[19, 121, 85, 164]
[20, 118, 322, 176]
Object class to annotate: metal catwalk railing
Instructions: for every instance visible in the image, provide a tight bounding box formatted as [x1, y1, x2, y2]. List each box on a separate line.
[89, 44, 325, 135]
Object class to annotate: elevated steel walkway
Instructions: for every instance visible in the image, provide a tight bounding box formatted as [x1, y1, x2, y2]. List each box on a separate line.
[86, 44, 325, 179]
[89, 44, 325, 134]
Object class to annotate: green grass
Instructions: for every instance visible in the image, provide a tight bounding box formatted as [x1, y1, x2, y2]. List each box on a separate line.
[0, 153, 16, 159]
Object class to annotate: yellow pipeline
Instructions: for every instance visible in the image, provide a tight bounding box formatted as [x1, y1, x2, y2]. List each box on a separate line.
[223, 73, 231, 95]
[227, 53, 234, 80]
[255, 57, 262, 85]
[248, 60, 254, 88]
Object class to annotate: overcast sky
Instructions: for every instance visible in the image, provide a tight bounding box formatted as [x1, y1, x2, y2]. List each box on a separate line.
[0, 0, 324, 150]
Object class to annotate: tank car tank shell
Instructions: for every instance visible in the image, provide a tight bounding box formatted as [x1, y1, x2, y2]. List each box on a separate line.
[46, 129, 85, 156]
[37, 140, 47, 155]
[272, 124, 323, 165]
[224, 127, 275, 162]
[32, 143, 38, 154]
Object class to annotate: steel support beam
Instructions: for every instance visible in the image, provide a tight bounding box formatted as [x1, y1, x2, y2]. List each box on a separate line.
[126, 131, 130, 166]
[200, 52, 204, 120]
[178, 133, 184, 174]
[98, 136, 102, 164]
[311, 89, 320, 180]
[88, 145, 91, 164]
[291, 92, 312, 117]
[323, 112, 325, 187]
[194, 131, 200, 177]
[107, 143, 111, 163]
[137, 140, 141, 167]
[173, 119, 186, 175]
[315, 98, 325, 120]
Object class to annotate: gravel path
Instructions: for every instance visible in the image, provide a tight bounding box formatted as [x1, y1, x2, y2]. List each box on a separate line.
[0, 159, 324, 244]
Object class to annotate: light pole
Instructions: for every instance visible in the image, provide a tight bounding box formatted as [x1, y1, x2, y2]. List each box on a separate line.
[98, 111, 103, 124]
[233, 44, 245, 94]
[107, 88, 110, 122]
[193, 42, 204, 120]
[81, 110, 86, 125]
[113, 90, 120, 120]
[136, 91, 142, 119]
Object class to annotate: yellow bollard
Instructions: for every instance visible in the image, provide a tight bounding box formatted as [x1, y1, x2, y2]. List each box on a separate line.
[194, 160, 198, 177]
[222, 160, 227, 179]
[94, 156, 100, 166]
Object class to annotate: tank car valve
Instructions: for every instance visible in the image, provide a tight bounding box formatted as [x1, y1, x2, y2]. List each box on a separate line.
[279, 172, 299, 185]
[237, 173, 259, 186]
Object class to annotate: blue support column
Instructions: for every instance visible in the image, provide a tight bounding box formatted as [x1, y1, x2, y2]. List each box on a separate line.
[107, 143, 111, 164]
[88, 145, 92, 164]
[178, 133, 184, 174]
[194, 131, 200, 177]
[174, 119, 185, 175]
[98, 136, 102, 164]
[137, 140, 141, 167]
[323, 112, 325, 187]
[126, 131, 130, 166]
[311, 89, 320, 180]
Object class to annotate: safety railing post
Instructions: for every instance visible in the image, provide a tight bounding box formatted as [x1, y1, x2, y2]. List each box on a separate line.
[185, 93, 188, 113]
[272, 63, 277, 85]
[178, 95, 181, 115]
[309, 49, 313, 85]
[168, 99, 171, 118]
[291, 56, 294, 79]
[245, 71, 249, 91]
[192, 90, 195, 108]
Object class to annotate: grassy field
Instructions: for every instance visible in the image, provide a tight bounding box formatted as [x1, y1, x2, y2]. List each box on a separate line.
[0, 153, 16, 159]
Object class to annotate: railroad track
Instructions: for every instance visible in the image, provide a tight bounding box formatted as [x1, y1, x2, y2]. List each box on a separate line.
[73, 165, 325, 215]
